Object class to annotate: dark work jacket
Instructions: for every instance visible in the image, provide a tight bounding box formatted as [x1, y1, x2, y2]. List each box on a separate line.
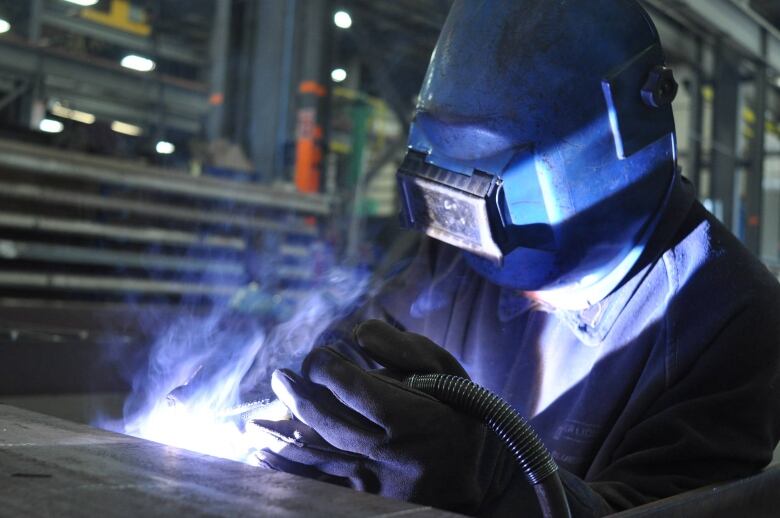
[335, 176, 780, 516]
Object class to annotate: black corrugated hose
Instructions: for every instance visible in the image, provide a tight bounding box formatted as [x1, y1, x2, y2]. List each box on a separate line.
[405, 374, 572, 518]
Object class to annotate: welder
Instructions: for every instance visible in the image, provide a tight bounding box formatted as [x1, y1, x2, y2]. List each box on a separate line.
[252, 0, 780, 516]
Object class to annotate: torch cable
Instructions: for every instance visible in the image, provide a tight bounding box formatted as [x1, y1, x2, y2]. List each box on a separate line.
[404, 373, 571, 518]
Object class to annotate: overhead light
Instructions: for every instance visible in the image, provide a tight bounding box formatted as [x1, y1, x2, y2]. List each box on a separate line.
[39, 119, 64, 134]
[334, 10, 352, 29]
[111, 120, 143, 136]
[776, 77, 780, 89]
[331, 68, 347, 83]
[121, 54, 156, 72]
[0, 19, 10, 34]
[50, 102, 95, 124]
[155, 141, 175, 155]
[62, 0, 100, 6]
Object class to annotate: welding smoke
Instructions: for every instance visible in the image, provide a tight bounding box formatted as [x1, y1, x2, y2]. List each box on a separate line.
[115, 264, 372, 464]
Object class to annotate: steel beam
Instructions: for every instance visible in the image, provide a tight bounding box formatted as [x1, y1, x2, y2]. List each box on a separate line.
[43, 87, 201, 133]
[28, 0, 42, 43]
[0, 80, 30, 113]
[40, 12, 205, 66]
[689, 37, 706, 195]
[0, 36, 208, 133]
[0, 211, 246, 251]
[275, 0, 297, 176]
[0, 181, 317, 237]
[745, 32, 768, 254]
[640, 2, 704, 66]
[248, 1, 289, 181]
[0, 38, 207, 108]
[710, 42, 741, 229]
[0, 139, 331, 215]
[672, 0, 780, 73]
[351, 22, 413, 127]
[0, 272, 238, 296]
[206, 0, 231, 140]
[0, 240, 245, 276]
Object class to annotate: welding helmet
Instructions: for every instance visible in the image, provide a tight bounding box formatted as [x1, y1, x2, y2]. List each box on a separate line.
[397, 0, 678, 307]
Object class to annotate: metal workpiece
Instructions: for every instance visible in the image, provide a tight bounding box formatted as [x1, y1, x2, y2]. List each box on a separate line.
[0, 405, 458, 518]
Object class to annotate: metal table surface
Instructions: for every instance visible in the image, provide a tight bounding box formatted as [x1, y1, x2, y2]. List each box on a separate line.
[0, 405, 457, 517]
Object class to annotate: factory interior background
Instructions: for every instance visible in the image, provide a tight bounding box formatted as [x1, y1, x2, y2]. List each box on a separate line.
[0, 0, 779, 480]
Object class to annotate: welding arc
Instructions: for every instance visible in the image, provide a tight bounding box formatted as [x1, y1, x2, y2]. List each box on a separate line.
[217, 400, 271, 420]
[405, 374, 571, 518]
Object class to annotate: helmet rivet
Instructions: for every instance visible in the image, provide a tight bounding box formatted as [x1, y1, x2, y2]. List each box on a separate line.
[641, 66, 678, 108]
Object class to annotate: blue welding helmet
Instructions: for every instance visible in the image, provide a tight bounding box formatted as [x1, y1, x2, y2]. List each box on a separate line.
[397, 0, 679, 305]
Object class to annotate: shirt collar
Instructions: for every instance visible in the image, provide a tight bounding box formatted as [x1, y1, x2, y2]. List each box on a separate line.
[550, 172, 695, 346]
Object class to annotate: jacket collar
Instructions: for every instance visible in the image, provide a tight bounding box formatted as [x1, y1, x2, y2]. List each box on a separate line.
[501, 173, 696, 346]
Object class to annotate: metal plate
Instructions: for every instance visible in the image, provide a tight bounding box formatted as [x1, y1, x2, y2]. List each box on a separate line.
[0, 405, 459, 517]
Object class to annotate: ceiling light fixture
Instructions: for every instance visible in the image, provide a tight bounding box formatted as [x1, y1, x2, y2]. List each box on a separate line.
[62, 0, 100, 7]
[334, 11, 352, 29]
[331, 68, 347, 83]
[155, 141, 175, 155]
[111, 120, 143, 136]
[39, 119, 64, 134]
[121, 54, 156, 73]
[51, 102, 95, 124]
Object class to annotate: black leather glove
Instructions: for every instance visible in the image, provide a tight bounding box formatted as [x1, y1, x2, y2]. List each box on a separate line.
[250, 320, 525, 515]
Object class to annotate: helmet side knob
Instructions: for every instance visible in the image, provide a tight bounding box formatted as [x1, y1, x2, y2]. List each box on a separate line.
[641, 66, 679, 108]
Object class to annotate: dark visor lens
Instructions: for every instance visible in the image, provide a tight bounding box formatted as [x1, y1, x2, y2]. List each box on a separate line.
[397, 151, 505, 263]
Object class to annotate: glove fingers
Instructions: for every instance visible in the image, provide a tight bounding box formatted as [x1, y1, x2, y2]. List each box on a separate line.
[250, 420, 380, 493]
[257, 449, 352, 488]
[271, 369, 385, 454]
[260, 447, 380, 494]
[303, 346, 436, 429]
[247, 418, 339, 454]
[255, 434, 364, 478]
[354, 320, 468, 377]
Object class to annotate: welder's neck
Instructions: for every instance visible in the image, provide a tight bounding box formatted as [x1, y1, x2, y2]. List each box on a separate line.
[524, 284, 603, 312]
[524, 278, 613, 312]
[523, 250, 641, 312]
